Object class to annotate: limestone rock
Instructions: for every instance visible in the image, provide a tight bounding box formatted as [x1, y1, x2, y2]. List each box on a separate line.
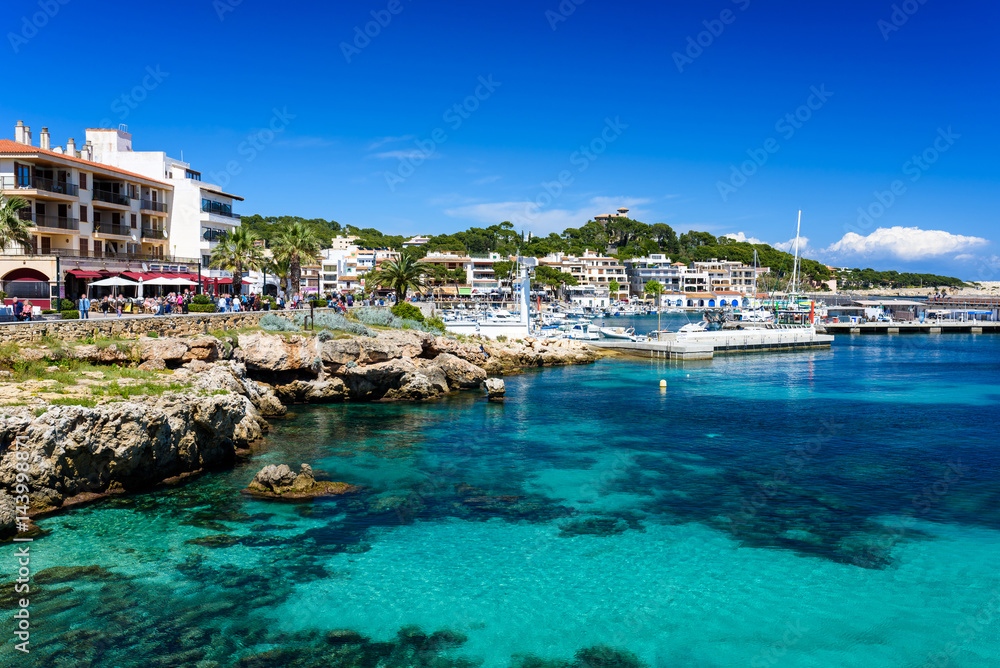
[429, 353, 487, 390]
[236, 332, 315, 373]
[0, 393, 267, 516]
[248, 464, 297, 492]
[484, 377, 505, 400]
[139, 337, 189, 363]
[181, 336, 220, 363]
[0, 492, 15, 538]
[137, 358, 166, 371]
[244, 462, 360, 499]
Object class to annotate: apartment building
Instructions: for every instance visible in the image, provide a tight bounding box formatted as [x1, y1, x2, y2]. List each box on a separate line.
[691, 259, 768, 295]
[86, 126, 244, 272]
[319, 246, 400, 295]
[418, 251, 504, 296]
[540, 250, 629, 302]
[0, 122, 187, 308]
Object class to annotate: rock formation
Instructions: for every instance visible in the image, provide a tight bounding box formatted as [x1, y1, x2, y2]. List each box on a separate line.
[243, 463, 361, 499]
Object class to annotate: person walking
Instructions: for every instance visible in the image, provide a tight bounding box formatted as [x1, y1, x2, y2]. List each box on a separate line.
[78, 293, 91, 320]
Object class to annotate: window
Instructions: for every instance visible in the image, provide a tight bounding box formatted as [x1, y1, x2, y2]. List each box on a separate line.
[80, 238, 89, 256]
[186, 170, 201, 181]
[15, 163, 30, 187]
[131, 214, 137, 229]
[80, 173, 87, 190]
[80, 205, 88, 223]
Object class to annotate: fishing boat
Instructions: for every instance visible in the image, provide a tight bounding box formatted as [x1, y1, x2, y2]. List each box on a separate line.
[560, 322, 600, 340]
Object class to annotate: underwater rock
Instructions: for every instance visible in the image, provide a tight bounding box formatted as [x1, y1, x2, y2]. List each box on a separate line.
[34, 565, 117, 585]
[184, 534, 240, 549]
[559, 517, 630, 538]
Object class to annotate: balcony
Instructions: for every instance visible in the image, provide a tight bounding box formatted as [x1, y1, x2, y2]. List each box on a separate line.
[201, 203, 240, 219]
[202, 228, 228, 242]
[31, 213, 80, 231]
[94, 223, 133, 237]
[1, 175, 79, 197]
[92, 190, 130, 206]
[140, 199, 168, 213]
[141, 227, 166, 240]
[0, 248, 200, 264]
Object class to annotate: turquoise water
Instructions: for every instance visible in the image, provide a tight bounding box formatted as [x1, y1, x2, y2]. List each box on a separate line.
[3, 333, 1000, 667]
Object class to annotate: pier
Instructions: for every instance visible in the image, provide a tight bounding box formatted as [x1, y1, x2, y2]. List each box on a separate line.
[589, 328, 833, 360]
[820, 321, 1000, 335]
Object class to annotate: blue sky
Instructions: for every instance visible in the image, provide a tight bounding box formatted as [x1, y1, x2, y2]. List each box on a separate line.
[4, 0, 998, 277]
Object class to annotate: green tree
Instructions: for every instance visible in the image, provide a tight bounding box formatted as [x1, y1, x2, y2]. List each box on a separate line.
[492, 260, 517, 289]
[0, 195, 33, 252]
[272, 222, 323, 297]
[535, 265, 578, 298]
[368, 255, 426, 303]
[209, 226, 264, 296]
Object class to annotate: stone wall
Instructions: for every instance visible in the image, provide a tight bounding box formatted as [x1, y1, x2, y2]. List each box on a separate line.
[0, 309, 306, 344]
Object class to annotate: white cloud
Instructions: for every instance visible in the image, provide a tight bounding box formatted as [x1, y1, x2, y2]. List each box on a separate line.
[444, 196, 654, 234]
[723, 232, 764, 244]
[367, 135, 416, 150]
[824, 227, 989, 261]
[371, 150, 440, 161]
[472, 175, 501, 185]
[773, 236, 811, 254]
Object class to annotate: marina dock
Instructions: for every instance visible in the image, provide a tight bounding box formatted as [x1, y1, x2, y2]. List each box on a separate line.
[589, 328, 834, 360]
[820, 321, 1000, 335]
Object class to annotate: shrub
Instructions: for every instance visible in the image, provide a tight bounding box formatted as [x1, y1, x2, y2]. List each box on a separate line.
[146, 331, 159, 338]
[424, 316, 446, 333]
[60, 310, 80, 320]
[310, 298, 327, 308]
[354, 307, 395, 327]
[259, 314, 299, 332]
[60, 298, 75, 311]
[294, 312, 373, 337]
[41, 309, 57, 315]
[187, 304, 216, 313]
[192, 294, 212, 305]
[391, 302, 424, 322]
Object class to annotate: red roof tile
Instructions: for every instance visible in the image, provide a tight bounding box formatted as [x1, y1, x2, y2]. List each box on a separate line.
[0, 139, 170, 187]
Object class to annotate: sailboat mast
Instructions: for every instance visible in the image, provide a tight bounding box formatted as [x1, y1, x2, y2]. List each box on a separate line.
[791, 209, 802, 296]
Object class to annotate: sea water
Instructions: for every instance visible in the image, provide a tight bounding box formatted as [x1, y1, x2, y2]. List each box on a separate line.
[2, 333, 999, 667]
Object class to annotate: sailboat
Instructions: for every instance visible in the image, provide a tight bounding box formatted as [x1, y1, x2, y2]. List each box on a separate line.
[735, 248, 773, 324]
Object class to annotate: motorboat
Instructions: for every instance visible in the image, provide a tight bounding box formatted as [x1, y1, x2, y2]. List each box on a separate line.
[560, 322, 600, 340]
[599, 326, 637, 341]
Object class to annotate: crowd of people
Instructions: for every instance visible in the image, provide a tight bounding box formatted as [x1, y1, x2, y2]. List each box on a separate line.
[5, 290, 399, 322]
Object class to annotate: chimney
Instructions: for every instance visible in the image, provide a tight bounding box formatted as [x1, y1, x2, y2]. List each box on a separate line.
[40, 127, 50, 150]
[24, 125, 32, 146]
[14, 120, 25, 144]
[66, 137, 76, 156]
[83, 140, 93, 161]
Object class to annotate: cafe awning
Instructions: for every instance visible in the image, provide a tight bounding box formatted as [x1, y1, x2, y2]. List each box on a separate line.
[458, 287, 472, 296]
[67, 270, 103, 278]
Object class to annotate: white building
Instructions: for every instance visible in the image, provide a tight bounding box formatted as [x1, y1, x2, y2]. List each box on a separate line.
[86, 127, 244, 273]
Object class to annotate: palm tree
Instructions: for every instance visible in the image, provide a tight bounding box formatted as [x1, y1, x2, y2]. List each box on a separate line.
[272, 222, 322, 297]
[368, 255, 425, 303]
[0, 195, 34, 253]
[267, 256, 291, 296]
[209, 226, 264, 296]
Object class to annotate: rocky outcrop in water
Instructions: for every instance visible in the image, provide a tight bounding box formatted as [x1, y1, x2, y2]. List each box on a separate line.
[243, 463, 361, 500]
[0, 328, 599, 534]
[0, 392, 267, 536]
[235, 329, 594, 402]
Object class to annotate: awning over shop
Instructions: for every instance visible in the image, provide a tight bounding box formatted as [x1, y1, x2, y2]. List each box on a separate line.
[458, 287, 472, 296]
[66, 270, 103, 278]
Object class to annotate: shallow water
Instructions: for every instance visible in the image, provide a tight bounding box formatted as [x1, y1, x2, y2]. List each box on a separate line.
[3, 333, 999, 667]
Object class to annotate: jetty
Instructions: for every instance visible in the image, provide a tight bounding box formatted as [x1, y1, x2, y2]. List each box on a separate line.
[820, 321, 1000, 335]
[589, 327, 833, 360]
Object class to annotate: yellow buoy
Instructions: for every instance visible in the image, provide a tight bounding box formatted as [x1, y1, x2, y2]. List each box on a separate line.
[659, 379, 667, 387]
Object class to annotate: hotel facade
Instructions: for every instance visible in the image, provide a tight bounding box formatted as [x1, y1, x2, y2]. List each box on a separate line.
[0, 122, 249, 308]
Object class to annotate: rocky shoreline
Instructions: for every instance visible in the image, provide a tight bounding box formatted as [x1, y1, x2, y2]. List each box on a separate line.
[0, 329, 600, 537]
